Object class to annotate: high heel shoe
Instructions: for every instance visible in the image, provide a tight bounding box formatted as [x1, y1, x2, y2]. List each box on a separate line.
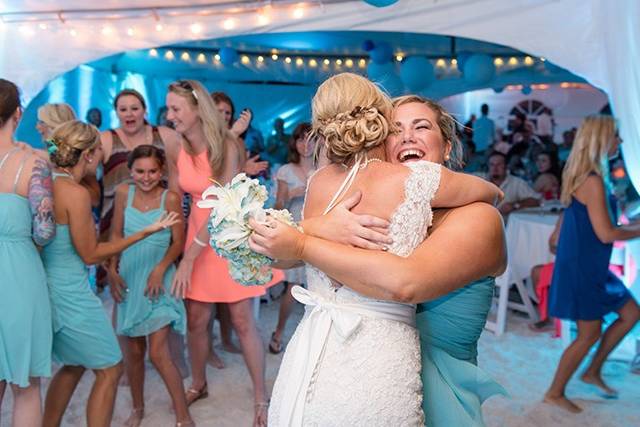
[185, 382, 208, 407]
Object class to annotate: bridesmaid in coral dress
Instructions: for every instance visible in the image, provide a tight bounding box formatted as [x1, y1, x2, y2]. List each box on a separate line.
[166, 79, 280, 427]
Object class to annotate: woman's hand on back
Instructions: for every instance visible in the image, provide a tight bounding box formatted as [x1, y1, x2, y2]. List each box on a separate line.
[302, 191, 392, 250]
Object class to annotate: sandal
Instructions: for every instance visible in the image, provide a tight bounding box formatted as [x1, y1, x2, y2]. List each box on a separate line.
[254, 401, 269, 427]
[185, 382, 209, 407]
[268, 332, 283, 354]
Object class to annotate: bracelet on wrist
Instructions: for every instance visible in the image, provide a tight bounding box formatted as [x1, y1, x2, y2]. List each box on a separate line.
[193, 236, 208, 247]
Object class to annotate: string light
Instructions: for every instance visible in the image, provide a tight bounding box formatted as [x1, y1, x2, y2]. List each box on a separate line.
[165, 50, 175, 60]
[309, 59, 318, 67]
[285, 57, 292, 64]
[149, 49, 158, 57]
[494, 57, 504, 66]
[241, 55, 250, 64]
[323, 58, 330, 66]
[451, 58, 458, 67]
[271, 54, 278, 60]
[345, 58, 353, 68]
[222, 18, 235, 30]
[101, 26, 114, 36]
[190, 23, 203, 34]
[39, 23, 48, 30]
[335, 59, 343, 65]
[524, 56, 534, 66]
[257, 55, 265, 62]
[69, 28, 78, 37]
[292, 4, 305, 19]
[126, 27, 134, 36]
[257, 10, 270, 26]
[214, 54, 220, 61]
[181, 52, 191, 61]
[358, 58, 366, 68]
[197, 53, 206, 63]
[296, 58, 304, 66]
[395, 54, 404, 62]
[508, 57, 518, 66]
[540, 57, 546, 62]
[436, 58, 446, 67]
[155, 23, 163, 32]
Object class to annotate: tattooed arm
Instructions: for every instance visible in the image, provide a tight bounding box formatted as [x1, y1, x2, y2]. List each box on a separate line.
[28, 158, 56, 246]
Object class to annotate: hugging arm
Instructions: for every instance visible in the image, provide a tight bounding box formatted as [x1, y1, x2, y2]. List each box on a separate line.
[433, 165, 503, 208]
[250, 202, 506, 303]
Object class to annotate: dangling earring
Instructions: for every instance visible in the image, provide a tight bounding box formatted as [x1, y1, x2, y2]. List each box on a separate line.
[444, 154, 451, 161]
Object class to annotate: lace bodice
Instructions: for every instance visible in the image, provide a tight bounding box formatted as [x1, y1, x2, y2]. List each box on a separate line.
[306, 160, 441, 304]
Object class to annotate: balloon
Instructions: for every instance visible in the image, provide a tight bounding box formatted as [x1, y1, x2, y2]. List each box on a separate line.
[521, 85, 532, 95]
[370, 41, 393, 64]
[367, 61, 395, 80]
[362, 39, 375, 52]
[493, 86, 505, 94]
[219, 47, 238, 66]
[399, 56, 435, 92]
[456, 51, 473, 70]
[363, 0, 399, 7]
[544, 61, 564, 73]
[462, 53, 495, 85]
[374, 73, 404, 96]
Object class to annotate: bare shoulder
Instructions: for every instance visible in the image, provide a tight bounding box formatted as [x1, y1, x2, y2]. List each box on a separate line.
[575, 173, 604, 201]
[115, 182, 130, 198]
[158, 126, 181, 151]
[164, 189, 181, 206]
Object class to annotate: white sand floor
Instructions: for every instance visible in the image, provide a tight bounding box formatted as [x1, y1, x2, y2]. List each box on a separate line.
[2, 288, 639, 426]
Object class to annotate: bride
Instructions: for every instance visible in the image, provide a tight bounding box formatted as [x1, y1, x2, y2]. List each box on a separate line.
[259, 73, 502, 426]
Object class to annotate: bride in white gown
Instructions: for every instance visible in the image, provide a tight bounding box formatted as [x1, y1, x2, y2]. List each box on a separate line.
[260, 73, 501, 427]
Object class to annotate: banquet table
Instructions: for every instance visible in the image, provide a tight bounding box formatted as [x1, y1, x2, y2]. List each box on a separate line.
[486, 208, 561, 335]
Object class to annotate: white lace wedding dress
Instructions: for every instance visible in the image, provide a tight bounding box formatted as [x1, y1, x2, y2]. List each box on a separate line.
[269, 161, 441, 427]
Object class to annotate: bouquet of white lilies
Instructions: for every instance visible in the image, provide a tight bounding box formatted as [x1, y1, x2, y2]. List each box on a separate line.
[197, 173, 297, 286]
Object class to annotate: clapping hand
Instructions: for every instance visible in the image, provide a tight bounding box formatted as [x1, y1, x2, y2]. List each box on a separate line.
[145, 211, 181, 234]
[244, 152, 269, 176]
[231, 109, 252, 136]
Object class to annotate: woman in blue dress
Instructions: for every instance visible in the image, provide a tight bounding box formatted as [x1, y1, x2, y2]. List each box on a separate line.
[108, 145, 191, 427]
[545, 115, 640, 413]
[249, 95, 507, 426]
[0, 79, 56, 427]
[40, 120, 180, 427]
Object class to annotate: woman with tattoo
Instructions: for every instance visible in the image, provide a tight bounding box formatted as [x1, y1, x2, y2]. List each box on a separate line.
[0, 79, 56, 427]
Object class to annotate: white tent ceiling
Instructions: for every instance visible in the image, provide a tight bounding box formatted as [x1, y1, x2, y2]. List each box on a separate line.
[1, 0, 639, 188]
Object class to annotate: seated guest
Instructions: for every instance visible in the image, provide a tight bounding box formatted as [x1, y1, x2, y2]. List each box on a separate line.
[533, 151, 562, 200]
[484, 151, 541, 216]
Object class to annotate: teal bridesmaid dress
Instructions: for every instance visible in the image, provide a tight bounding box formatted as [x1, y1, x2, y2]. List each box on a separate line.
[116, 186, 185, 337]
[0, 150, 52, 386]
[417, 277, 507, 426]
[41, 172, 122, 369]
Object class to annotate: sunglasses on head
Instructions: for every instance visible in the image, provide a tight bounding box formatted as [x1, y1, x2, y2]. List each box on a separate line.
[175, 80, 199, 103]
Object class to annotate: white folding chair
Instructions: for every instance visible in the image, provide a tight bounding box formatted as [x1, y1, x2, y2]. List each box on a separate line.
[485, 269, 538, 336]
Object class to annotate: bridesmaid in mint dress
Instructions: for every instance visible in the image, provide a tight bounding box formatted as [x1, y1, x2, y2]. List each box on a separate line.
[0, 78, 56, 426]
[40, 120, 180, 427]
[109, 145, 191, 427]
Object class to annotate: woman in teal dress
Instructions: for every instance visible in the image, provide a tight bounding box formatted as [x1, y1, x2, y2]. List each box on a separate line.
[0, 79, 56, 427]
[249, 95, 507, 426]
[40, 121, 180, 427]
[108, 145, 191, 427]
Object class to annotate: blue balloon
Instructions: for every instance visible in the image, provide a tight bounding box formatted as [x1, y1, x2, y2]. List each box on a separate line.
[456, 51, 473, 70]
[219, 47, 238, 66]
[374, 73, 404, 96]
[493, 86, 505, 94]
[367, 61, 395, 80]
[370, 41, 393, 64]
[544, 61, 564, 73]
[400, 56, 435, 92]
[462, 54, 495, 86]
[521, 85, 532, 95]
[363, 0, 399, 7]
[362, 39, 375, 52]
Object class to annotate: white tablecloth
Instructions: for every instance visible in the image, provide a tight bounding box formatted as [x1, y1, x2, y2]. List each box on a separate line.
[496, 209, 560, 288]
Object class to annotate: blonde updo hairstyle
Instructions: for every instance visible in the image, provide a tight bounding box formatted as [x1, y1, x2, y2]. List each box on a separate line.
[311, 73, 393, 165]
[37, 103, 76, 129]
[168, 79, 233, 176]
[49, 120, 100, 168]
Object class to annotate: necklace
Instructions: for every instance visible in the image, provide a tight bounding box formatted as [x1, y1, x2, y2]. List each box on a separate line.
[136, 190, 162, 211]
[341, 156, 383, 170]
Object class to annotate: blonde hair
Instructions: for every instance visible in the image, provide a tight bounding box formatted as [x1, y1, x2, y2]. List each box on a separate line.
[168, 79, 232, 176]
[37, 103, 76, 129]
[49, 120, 100, 167]
[392, 95, 463, 170]
[560, 115, 617, 205]
[311, 73, 393, 165]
